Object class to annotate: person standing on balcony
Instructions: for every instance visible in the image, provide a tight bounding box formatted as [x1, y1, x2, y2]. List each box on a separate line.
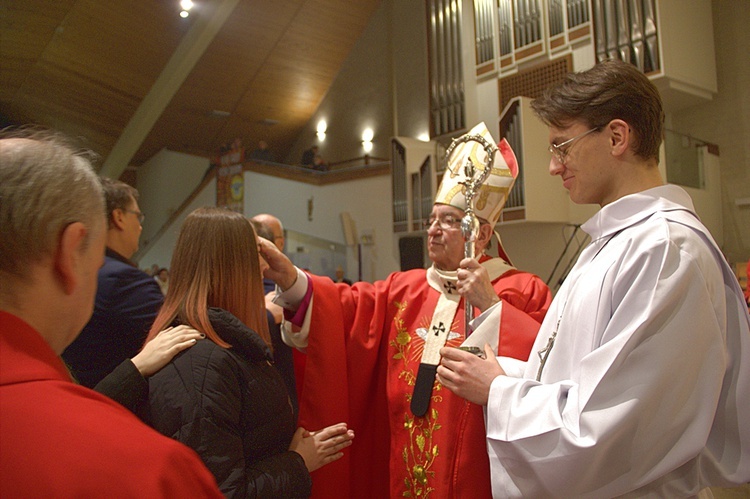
[301, 145, 327, 171]
[249, 140, 274, 163]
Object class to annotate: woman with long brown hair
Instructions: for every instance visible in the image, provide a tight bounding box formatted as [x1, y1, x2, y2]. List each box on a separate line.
[145, 207, 353, 497]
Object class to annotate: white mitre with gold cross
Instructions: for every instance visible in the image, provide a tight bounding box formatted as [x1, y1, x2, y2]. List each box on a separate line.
[434, 121, 518, 227]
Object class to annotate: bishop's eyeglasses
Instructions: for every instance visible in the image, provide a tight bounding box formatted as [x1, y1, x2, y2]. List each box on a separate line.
[422, 215, 462, 231]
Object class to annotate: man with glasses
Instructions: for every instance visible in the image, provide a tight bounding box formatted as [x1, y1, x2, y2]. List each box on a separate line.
[259, 123, 551, 498]
[63, 178, 165, 388]
[438, 60, 750, 496]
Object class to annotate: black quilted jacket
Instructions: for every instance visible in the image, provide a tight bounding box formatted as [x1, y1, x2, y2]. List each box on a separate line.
[147, 308, 310, 498]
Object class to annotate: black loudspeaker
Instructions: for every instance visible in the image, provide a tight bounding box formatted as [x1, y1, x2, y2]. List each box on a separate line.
[399, 236, 424, 271]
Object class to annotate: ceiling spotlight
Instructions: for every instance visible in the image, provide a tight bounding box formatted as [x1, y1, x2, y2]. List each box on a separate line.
[180, 0, 194, 10]
[180, 10, 189, 18]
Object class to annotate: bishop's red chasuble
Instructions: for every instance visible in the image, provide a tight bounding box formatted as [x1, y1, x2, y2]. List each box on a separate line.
[295, 261, 550, 498]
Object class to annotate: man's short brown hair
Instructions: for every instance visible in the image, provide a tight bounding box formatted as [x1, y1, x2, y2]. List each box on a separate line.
[100, 177, 138, 227]
[531, 59, 664, 161]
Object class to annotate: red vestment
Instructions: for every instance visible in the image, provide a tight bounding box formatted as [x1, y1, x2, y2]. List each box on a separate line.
[294, 263, 551, 498]
[0, 311, 222, 498]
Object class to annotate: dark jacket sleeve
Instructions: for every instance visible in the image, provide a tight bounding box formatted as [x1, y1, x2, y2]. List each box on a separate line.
[162, 346, 311, 498]
[93, 359, 148, 414]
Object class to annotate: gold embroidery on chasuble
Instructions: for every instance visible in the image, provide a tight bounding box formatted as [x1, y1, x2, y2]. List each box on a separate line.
[389, 300, 463, 498]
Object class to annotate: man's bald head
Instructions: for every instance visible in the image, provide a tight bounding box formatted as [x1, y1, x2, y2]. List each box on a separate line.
[251, 213, 284, 252]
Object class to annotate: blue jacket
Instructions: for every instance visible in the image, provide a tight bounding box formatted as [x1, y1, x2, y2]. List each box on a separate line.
[62, 248, 163, 387]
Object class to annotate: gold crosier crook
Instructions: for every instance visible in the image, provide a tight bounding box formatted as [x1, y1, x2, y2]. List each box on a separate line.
[443, 134, 498, 334]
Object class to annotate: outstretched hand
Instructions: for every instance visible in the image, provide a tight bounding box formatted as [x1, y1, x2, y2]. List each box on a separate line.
[289, 422, 355, 473]
[131, 325, 204, 377]
[437, 344, 504, 405]
[258, 237, 298, 291]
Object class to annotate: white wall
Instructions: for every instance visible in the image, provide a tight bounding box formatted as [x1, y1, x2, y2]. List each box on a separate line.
[137, 176, 217, 269]
[136, 147, 210, 267]
[670, 0, 750, 264]
[392, 0, 430, 138]
[243, 170, 399, 282]
[137, 164, 399, 282]
[679, 149, 723, 245]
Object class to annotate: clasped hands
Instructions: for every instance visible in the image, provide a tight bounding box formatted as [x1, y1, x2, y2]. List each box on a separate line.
[289, 423, 355, 473]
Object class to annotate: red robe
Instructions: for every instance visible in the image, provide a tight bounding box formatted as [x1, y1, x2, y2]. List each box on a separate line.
[0, 311, 222, 498]
[292, 262, 551, 498]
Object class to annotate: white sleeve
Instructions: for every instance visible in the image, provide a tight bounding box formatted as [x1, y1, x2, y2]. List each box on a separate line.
[275, 268, 313, 350]
[280, 296, 313, 351]
[272, 267, 308, 310]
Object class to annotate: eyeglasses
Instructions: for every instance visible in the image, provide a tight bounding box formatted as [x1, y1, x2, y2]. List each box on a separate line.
[422, 214, 462, 231]
[124, 209, 145, 223]
[548, 127, 600, 164]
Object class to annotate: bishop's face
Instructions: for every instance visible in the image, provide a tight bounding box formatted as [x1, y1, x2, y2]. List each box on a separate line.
[426, 204, 466, 271]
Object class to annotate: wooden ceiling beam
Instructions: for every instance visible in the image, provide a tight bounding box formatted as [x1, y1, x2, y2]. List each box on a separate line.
[99, 0, 240, 179]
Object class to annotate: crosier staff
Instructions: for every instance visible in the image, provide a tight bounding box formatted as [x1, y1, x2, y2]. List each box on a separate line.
[444, 134, 498, 333]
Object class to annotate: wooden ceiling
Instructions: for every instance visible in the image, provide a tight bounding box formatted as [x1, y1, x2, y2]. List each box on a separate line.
[0, 0, 382, 177]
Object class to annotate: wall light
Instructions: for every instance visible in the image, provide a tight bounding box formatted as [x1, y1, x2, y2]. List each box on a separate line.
[180, 0, 193, 18]
[417, 132, 430, 142]
[362, 128, 374, 153]
[316, 120, 327, 141]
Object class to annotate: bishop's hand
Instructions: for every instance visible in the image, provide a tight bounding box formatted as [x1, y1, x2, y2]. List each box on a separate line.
[456, 257, 501, 313]
[258, 237, 298, 291]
